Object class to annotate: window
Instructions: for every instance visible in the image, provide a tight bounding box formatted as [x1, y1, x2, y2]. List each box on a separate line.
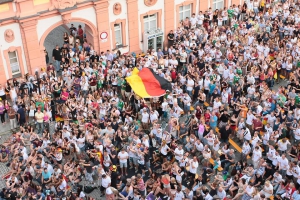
[114, 23, 122, 46]
[144, 14, 157, 32]
[213, 0, 224, 10]
[8, 51, 20, 75]
[179, 4, 191, 21]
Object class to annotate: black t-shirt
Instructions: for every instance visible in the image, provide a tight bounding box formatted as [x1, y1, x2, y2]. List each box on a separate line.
[99, 122, 105, 129]
[234, 90, 241, 98]
[93, 159, 100, 166]
[254, 174, 263, 185]
[211, 92, 220, 99]
[125, 83, 131, 92]
[219, 113, 230, 123]
[167, 33, 175, 41]
[110, 171, 118, 188]
[263, 167, 275, 179]
[203, 14, 209, 23]
[197, 61, 205, 70]
[220, 127, 232, 140]
[9, 191, 18, 200]
[52, 48, 62, 61]
[110, 150, 118, 165]
[111, 122, 119, 132]
[85, 161, 94, 173]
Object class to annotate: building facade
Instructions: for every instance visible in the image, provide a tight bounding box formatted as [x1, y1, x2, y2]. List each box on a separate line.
[0, 0, 242, 83]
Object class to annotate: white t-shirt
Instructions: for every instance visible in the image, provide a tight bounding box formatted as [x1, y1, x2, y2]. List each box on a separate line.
[141, 112, 149, 123]
[246, 113, 255, 125]
[174, 148, 184, 161]
[161, 145, 169, 155]
[277, 140, 289, 151]
[118, 151, 129, 163]
[175, 191, 185, 200]
[102, 176, 111, 188]
[278, 157, 289, 170]
[186, 79, 194, 91]
[245, 185, 254, 196]
[189, 160, 199, 174]
[59, 179, 67, 190]
[252, 149, 262, 162]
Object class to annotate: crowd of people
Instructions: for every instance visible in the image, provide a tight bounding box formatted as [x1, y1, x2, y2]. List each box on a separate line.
[1, 0, 300, 199]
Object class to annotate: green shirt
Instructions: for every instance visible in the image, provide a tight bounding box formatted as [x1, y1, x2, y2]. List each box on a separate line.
[121, 80, 127, 90]
[97, 80, 103, 88]
[36, 101, 44, 112]
[295, 95, 300, 105]
[117, 77, 123, 87]
[236, 68, 242, 75]
[117, 101, 124, 110]
[210, 74, 216, 81]
[233, 23, 239, 29]
[227, 9, 234, 18]
[233, 76, 240, 84]
[277, 94, 286, 107]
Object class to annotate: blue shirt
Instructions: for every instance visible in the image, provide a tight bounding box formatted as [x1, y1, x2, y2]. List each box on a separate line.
[210, 115, 218, 128]
[293, 192, 300, 200]
[42, 171, 51, 179]
[209, 83, 216, 94]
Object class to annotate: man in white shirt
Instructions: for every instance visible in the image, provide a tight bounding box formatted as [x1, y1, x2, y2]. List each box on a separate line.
[118, 148, 129, 176]
[186, 76, 195, 96]
[174, 145, 184, 161]
[197, 11, 204, 26]
[278, 154, 289, 178]
[217, 187, 227, 199]
[183, 93, 192, 114]
[188, 156, 199, 182]
[190, 13, 197, 28]
[246, 110, 255, 133]
[242, 141, 251, 162]
[174, 187, 185, 200]
[101, 174, 111, 196]
[141, 108, 150, 130]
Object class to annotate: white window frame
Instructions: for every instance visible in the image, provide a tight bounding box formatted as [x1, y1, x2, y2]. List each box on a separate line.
[144, 14, 157, 32]
[114, 23, 123, 46]
[213, 0, 224, 10]
[179, 4, 192, 21]
[8, 51, 20, 75]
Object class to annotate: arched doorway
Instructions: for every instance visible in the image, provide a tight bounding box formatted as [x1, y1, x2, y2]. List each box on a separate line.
[39, 18, 99, 65]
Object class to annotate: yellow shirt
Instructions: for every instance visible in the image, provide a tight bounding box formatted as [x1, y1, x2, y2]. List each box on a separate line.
[35, 112, 44, 123]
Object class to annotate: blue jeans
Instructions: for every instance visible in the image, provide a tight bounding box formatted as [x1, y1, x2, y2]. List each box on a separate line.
[36, 122, 44, 134]
[221, 160, 233, 172]
[55, 60, 60, 72]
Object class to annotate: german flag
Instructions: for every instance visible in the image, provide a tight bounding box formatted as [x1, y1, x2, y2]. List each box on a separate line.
[126, 68, 172, 98]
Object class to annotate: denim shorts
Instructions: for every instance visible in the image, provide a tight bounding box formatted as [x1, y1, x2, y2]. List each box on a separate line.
[120, 162, 127, 168]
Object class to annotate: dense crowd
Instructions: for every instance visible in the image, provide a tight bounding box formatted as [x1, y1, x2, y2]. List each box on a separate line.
[1, 0, 300, 199]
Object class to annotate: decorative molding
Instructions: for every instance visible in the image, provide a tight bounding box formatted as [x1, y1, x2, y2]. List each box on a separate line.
[4, 29, 15, 43]
[19, 18, 38, 30]
[61, 13, 71, 24]
[49, 0, 83, 10]
[113, 3, 121, 15]
[94, 0, 109, 12]
[3, 46, 25, 79]
[144, 0, 157, 7]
